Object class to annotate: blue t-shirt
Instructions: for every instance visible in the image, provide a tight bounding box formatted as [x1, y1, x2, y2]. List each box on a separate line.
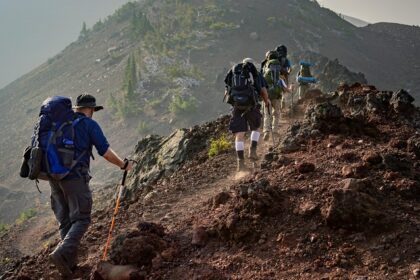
[68, 112, 110, 177]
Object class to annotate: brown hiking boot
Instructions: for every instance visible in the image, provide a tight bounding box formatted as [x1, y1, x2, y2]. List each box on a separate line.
[237, 159, 247, 172]
[49, 251, 73, 278]
[249, 147, 259, 162]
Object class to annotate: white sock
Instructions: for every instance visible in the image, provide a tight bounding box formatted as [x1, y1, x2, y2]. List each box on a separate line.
[235, 141, 244, 151]
[250, 131, 260, 142]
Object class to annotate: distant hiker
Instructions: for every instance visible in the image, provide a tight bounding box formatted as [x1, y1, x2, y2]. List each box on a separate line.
[296, 61, 318, 100]
[224, 58, 271, 172]
[275, 45, 292, 109]
[262, 51, 294, 141]
[22, 94, 133, 277]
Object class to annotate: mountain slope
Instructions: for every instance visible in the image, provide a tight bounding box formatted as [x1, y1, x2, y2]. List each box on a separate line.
[0, 0, 418, 220]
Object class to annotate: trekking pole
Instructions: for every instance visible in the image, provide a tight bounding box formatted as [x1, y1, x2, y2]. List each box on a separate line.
[102, 159, 137, 260]
[102, 169, 127, 260]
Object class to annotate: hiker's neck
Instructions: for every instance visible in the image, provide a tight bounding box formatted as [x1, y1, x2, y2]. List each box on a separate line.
[76, 108, 94, 118]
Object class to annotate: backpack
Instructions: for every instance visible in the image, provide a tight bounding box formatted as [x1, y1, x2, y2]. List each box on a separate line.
[278, 56, 290, 76]
[263, 59, 283, 100]
[297, 61, 317, 84]
[20, 96, 87, 184]
[227, 63, 257, 110]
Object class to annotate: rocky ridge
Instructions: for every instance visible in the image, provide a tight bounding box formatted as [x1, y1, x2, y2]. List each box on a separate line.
[1, 84, 419, 279]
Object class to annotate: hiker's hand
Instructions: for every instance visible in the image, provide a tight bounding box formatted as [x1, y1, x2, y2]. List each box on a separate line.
[121, 159, 133, 171]
[124, 161, 133, 171]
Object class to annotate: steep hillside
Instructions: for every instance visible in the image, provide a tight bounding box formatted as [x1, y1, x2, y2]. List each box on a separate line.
[1, 84, 419, 279]
[0, 0, 419, 221]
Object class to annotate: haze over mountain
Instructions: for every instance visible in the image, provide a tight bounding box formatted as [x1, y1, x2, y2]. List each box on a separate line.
[0, 0, 131, 89]
[341, 15, 370, 27]
[318, 0, 420, 26]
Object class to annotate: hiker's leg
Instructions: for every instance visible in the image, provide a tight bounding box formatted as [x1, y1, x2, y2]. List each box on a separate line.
[247, 107, 262, 161]
[263, 102, 271, 139]
[272, 98, 281, 136]
[229, 108, 248, 171]
[49, 180, 71, 240]
[53, 176, 92, 268]
[235, 132, 246, 171]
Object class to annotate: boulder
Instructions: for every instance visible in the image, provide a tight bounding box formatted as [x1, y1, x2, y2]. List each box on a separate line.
[110, 223, 167, 267]
[390, 89, 414, 114]
[324, 188, 387, 231]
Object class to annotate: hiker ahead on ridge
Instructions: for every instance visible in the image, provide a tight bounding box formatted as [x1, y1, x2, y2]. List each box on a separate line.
[261, 50, 294, 141]
[21, 94, 133, 278]
[224, 58, 271, 172]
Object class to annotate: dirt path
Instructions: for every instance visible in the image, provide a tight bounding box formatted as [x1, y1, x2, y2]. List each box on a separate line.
[140, 117, 293, 228]
[15, 212, 57, 256]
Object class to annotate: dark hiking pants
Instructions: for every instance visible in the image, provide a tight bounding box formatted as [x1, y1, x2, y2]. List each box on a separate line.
[49, 176, 92, 268]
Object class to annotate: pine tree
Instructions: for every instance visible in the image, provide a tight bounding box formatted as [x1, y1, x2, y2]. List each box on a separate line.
[79, 22, 89, 40]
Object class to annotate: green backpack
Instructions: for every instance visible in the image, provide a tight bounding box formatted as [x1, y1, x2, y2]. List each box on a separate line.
[263, 59, 283, 100]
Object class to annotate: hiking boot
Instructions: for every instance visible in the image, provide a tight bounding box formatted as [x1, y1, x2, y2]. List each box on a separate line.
[49, 251, 73, 278]
[249, 147, 259, 162]
[237, 159, 247, 172]
[263, 133, 270, 141]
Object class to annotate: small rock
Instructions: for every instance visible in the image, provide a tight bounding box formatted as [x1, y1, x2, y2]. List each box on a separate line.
[342, 165, 354, 177]
[413, 268, 420, 277]
[143, 190, 158, 205]
[191, 226, 208, 246]
[212, 192, 231, 208]
[391, 257, 400, 264]
[362, 151, 382, 165]
[297, 162, 316, 173]
[415, 237, 420, 244]
[353, 276, 368, 280]
[258, 238, 265, 245]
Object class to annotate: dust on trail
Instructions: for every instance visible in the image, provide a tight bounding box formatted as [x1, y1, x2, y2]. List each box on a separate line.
[142, 115, 298, 229]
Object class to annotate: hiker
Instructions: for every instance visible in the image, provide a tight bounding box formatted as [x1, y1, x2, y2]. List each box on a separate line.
[262, 51, 294, 141]
[46, 94, 133, 277]
[224, 58, 271, 172]
[296, 61, 318, 100]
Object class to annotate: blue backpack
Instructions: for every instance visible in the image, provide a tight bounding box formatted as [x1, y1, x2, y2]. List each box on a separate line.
[21, 96, 87, 184]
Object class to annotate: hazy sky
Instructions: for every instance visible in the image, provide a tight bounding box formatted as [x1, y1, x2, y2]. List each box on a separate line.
[318, 0, 420, 26]
[0, 0, 131, 89]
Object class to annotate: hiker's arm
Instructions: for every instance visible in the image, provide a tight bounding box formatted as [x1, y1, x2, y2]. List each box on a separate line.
[103, 148, 133, 171]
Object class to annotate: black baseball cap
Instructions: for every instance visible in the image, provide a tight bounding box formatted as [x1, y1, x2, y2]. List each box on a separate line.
[73, 94, 104, 111]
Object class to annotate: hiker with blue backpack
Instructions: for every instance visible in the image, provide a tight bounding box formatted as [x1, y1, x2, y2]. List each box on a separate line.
[224, 58, 271, 172]
[262, 50, 294, 141]
[20, 94, 132, 277]
[296, 61, 318, 100]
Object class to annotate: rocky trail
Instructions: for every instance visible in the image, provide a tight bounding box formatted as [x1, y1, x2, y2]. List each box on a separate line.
[1, 84, 420, 279]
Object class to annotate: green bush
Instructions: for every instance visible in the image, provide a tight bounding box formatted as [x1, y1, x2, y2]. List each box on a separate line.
[209, 22, 236, 31]
[267, 17, 277, 27]
[16, 208, 37, 225]
[169, 95, 197, 116]
[0, 223, 9, 234]
[208, 134, 231, 158]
